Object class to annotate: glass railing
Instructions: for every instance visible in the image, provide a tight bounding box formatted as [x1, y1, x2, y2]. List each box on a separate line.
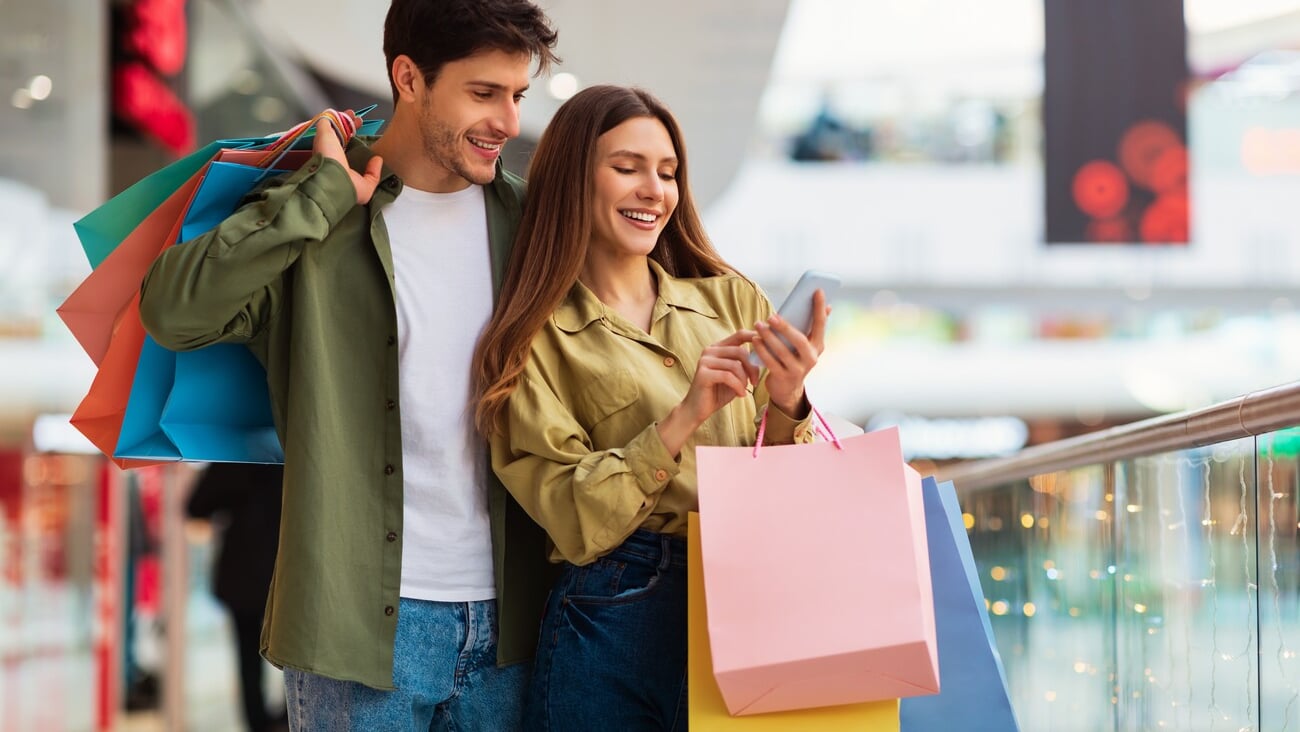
[940, 383, 1300, 731]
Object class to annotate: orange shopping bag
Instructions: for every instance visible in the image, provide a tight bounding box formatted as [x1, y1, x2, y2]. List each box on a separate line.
[688, 513, 900, 729]
[58, 173, 200, 366]
[57, 150, 314, 366]
[696, 414, 939, 716]
[68, 294, 168, 470]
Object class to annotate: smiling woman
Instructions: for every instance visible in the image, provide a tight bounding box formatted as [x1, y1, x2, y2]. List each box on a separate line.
[472, 84, 832, 729]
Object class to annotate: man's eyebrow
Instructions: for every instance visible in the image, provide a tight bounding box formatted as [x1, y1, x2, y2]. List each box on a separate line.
[466, 81, 531, 94]
[606, 150, 679, 164]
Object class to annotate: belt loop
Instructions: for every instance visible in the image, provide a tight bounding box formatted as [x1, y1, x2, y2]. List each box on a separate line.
[659, 533, 673, 571]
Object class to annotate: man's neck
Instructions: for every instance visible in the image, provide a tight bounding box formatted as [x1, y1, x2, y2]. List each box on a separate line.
[370, 118, 478, 194]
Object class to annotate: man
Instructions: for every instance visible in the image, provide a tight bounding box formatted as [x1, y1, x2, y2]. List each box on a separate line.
[139, 1, 559, 728]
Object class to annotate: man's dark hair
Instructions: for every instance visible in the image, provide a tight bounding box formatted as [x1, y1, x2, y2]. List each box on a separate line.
[383, 0, 559, 102]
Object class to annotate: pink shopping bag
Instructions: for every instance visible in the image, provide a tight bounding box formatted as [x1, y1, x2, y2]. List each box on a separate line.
[696, 416, 939, 716]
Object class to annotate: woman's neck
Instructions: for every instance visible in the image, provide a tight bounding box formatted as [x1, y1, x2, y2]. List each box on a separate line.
[580, 254, 657, 332]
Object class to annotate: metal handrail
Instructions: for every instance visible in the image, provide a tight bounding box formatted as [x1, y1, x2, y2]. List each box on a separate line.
[935, 380, 1300, 491]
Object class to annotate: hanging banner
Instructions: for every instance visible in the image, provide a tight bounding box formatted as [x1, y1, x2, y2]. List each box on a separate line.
[1044, 0, 1190, 245]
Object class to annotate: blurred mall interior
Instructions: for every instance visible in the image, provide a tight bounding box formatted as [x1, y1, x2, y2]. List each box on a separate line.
[5, 0, 1300, 729]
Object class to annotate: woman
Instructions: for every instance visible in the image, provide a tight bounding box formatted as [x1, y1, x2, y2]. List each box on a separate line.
[472, 85, 828, 730]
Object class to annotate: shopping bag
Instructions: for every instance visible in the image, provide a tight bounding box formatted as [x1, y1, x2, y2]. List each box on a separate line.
[688, 513, 901, 730]
[68, 295, 169, 469]
[110, 151, 320, 463]
[58, 170, 199, 365]
[899, 478, 1020, 731]
[114, 335, 282, 463]
[66, 110, 374, 465]
[72, 141, 239, 269]
[696, 416, 939, 716]
[60, 124, 372, 365]
[71, 117, 382, 268]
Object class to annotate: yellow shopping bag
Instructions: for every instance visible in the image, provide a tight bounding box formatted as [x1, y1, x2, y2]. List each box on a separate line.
[688, 513, 900, 730]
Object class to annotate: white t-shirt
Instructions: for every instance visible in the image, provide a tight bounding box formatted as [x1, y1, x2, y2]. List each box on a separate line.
[383, 183, 496, 601]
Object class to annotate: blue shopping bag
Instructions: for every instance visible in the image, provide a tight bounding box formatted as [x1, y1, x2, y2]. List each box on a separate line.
[900, 478, 1020, 732]
[114, 336, 283, 463]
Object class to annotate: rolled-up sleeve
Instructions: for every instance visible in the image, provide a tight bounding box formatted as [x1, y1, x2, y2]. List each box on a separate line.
[491, 364, 681, 566]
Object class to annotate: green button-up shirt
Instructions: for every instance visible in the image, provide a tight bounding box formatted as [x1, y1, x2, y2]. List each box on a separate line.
[139, 139, 555, 690]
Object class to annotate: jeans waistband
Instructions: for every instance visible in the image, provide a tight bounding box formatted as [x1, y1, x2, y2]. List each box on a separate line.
[604, 528, 687, 570]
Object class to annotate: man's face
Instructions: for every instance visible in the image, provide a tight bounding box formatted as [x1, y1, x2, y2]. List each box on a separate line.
[415, 49, 532, 190]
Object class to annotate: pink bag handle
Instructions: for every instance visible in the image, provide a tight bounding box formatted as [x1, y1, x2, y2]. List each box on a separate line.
[753, 401, 843, 457]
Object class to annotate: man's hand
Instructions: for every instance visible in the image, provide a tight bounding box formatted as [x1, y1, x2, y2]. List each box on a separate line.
[311, 112, 383, 206]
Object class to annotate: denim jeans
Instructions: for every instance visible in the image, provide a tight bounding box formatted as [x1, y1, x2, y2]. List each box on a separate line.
[284, 598, 528, 732]
[525, 529, 688, 731]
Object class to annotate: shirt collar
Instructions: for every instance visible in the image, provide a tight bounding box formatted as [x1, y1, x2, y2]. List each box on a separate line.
[552, 259, 719, 334]
[649, 259, 719, 320]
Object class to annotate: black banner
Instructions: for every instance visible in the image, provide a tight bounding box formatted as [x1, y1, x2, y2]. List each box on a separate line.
[1044, 0, 1189, 245]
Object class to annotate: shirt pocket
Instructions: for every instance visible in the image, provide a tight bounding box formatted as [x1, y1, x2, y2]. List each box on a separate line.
[572, 369, 641, 434]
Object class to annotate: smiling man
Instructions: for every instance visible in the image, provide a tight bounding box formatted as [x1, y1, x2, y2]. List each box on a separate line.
[138, 1, 558, 729]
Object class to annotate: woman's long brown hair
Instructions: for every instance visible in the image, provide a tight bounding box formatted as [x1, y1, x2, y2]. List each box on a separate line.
[473, 85, 736, 436]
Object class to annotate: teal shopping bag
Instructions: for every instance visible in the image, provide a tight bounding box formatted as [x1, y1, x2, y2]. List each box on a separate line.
[900, 478, 1020, 731]
[73, 117, 383, 268]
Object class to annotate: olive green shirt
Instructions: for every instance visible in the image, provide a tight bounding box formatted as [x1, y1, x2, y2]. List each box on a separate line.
[492, 260, 813, 566]
[138, 139, 555, 690]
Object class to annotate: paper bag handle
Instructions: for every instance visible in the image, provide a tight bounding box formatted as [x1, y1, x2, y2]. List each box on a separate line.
[753, 401, 842, 457]
[254, 106, 372, 172]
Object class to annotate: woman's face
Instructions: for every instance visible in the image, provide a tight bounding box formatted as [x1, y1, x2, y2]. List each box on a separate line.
[588, 116, 680, 260]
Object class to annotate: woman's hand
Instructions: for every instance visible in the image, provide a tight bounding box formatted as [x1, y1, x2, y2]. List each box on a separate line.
[311, 111, 383, 206]
[656, 330, 759, 456]
[751, 289, 830, 418]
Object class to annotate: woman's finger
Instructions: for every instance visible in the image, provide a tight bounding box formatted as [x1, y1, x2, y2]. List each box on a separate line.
[754, 322, 793, 371]
[701, 344, 754, 364]
[805, 289, 829, 353]
[700, 356, 750, 397]
[765, 314, 818, 365]
[713, 329, 758, 348]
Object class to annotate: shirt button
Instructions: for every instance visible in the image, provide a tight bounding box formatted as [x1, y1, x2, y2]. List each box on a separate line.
[386, 532, 397, 542]
[654, 468, 669, 482]
[385, 399, 396, 410]
[384, 605, 395, 616]
[663, 356, 675, 367]
[384, 464, 395, 475]
[387, 335, 396, 346]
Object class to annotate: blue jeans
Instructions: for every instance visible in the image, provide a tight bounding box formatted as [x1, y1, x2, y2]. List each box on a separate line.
[526, 529, 688, 731]
[284, 598, 528, 731]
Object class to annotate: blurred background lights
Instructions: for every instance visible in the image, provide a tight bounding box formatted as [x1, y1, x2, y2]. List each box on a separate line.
[548, 72, 580, 100]
[27, 74, 52, 101]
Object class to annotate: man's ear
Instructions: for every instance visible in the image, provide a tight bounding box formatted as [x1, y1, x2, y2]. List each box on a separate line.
[390, 55, 424, 104]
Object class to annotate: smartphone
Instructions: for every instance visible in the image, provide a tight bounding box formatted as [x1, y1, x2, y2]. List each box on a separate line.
[748, 270, 841, 368]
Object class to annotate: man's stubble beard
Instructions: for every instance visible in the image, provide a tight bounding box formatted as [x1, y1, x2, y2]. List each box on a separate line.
[419, 102, 495, 187]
